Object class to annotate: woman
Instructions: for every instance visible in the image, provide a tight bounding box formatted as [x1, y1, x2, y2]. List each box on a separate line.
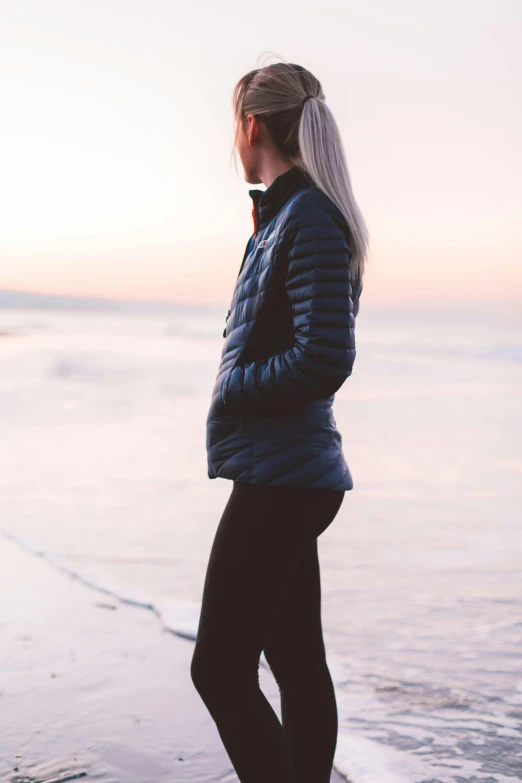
[191, 58, 369, 783]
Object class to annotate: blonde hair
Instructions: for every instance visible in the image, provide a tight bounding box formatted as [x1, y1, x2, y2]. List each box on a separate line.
[230, 53, 370, 284]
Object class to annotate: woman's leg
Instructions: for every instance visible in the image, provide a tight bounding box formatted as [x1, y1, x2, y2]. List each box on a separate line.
[190, 481, 344, 783]
[263, 537, 338, 783]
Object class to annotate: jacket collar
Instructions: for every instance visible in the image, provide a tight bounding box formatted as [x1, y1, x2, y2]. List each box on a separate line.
[248, 166, 312, 236]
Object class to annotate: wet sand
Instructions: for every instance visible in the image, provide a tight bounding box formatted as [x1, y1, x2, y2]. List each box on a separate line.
[0, 534, 347, 782]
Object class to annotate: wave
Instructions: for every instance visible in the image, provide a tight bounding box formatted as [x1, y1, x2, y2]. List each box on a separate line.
[0, 529, 201, 642]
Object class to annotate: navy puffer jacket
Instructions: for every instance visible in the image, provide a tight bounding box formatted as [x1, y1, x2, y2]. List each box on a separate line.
[206, 165, 362, 491]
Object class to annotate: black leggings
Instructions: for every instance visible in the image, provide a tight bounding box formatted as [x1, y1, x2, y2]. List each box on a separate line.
[190, 480, 345, 783]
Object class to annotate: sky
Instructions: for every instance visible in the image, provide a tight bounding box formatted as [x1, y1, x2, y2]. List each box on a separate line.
[0, 0, 520, 307]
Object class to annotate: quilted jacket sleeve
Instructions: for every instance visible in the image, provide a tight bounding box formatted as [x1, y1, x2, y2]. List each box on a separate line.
[220, 208, 360, 414]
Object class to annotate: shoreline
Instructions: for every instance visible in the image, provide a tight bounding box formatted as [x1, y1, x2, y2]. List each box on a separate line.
[0, 533, 348, 783]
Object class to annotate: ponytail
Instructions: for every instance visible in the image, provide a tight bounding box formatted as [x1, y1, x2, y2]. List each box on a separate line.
[298, 97, 369, 284]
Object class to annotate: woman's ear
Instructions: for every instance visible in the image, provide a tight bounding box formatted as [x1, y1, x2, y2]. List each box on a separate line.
[246, 114, 261, 146]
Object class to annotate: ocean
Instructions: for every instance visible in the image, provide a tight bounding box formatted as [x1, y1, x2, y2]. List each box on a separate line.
[1, 301, 521, 783]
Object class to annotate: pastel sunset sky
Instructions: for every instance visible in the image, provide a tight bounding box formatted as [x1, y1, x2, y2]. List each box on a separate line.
[1, 0, 520, 306]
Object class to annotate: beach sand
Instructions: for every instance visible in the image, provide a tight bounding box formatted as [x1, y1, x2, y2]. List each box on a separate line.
[0, 534, 347, 783]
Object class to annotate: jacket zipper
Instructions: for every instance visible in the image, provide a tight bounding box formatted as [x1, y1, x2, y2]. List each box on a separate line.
[252, 199, 258, 239]
[222, 197, 259, 339]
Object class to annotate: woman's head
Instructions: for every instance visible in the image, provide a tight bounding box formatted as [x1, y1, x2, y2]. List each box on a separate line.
[231, 56, 370, 283]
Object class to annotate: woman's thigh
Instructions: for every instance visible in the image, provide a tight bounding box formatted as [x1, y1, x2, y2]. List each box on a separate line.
[263, 537, 326, 682]
[193, 482, 344, 676]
